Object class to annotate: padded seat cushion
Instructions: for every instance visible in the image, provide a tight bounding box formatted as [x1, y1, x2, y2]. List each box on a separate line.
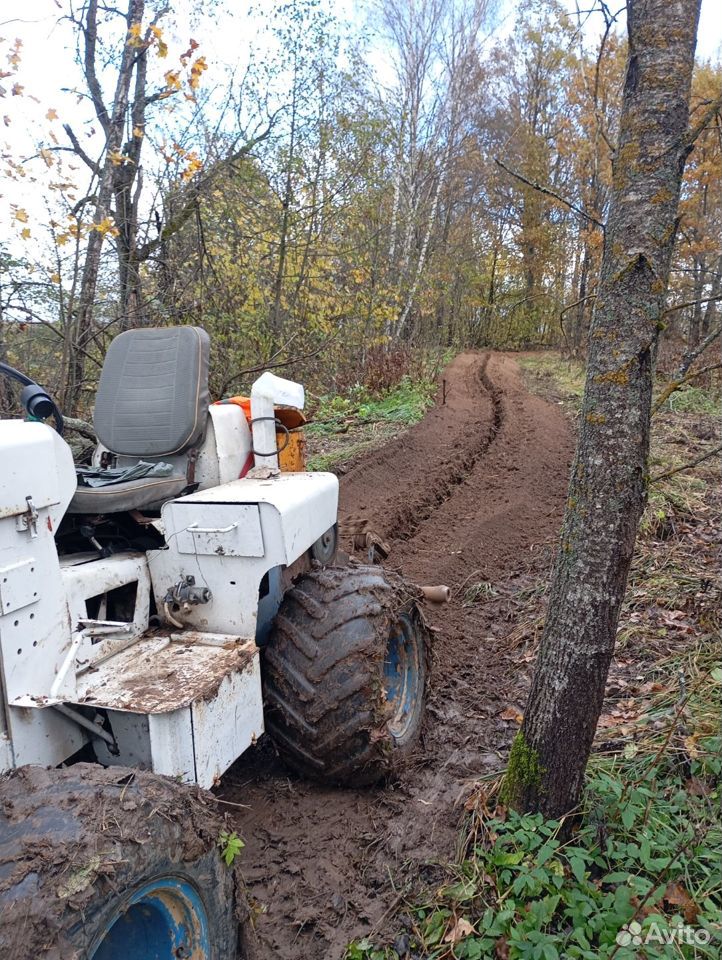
[68, 474, 189, 515]
[93, 326, 210, 458]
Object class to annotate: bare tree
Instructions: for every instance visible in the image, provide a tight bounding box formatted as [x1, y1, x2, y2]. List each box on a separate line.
[380, 0, 493, 341]
[62, 0, 160, 411]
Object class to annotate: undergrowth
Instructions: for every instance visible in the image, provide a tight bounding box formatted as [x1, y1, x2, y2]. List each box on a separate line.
[347, 352, 721, 960]
[306, 374, 438, 471]
[348, 676, 722, 959]
[517, 354, 586, 408]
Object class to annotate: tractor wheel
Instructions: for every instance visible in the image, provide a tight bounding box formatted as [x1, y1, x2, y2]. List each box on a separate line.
[309, 523, 338, 565]
[0, 764, 250, 960]
[262, 564, 430, 786]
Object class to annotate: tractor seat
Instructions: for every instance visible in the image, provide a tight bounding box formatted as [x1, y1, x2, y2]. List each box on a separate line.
[67, 326, 210, 515]
[69, 472, 190, 514]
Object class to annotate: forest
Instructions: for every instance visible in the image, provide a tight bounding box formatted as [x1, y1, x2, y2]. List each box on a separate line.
[0, 1, 720, 959]
[1, 0, 720, 411]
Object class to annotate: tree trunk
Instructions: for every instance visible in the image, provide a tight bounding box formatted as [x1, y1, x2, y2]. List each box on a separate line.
[62, 0, 146, 413]
[503, 0, 703, 819]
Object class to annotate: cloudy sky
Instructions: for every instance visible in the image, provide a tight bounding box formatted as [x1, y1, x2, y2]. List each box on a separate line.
[1, 0, 720, 254]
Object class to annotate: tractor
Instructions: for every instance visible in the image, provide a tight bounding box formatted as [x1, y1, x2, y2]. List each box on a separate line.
[0, 326, 429, 958]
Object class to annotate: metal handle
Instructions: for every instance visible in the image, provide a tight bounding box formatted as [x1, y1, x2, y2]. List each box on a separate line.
[187, 522, 239, 534]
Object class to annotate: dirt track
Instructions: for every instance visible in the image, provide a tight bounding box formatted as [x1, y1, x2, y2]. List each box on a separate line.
[220, 352, 573, 958]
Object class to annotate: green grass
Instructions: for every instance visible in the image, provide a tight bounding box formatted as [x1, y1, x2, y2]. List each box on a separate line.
[347, 661, 722, 959]
[306, 375, 437, 471]
[517, 353, 586, 404]
[661, 386, 720, 416]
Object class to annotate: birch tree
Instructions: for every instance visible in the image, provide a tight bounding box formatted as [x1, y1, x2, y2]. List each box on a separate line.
[59, 0, 208, 412]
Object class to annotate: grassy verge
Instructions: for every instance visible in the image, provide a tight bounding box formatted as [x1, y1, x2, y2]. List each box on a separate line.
[517, 353, 586, 410]
[306, 374, 439, 472]
[347, 352, 721, 960]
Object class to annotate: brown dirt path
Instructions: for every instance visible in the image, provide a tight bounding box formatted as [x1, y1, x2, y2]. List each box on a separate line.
[220, 352, 574, 959]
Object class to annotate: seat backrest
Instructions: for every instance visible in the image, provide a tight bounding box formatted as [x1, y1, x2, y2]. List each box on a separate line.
[93, 326, 210, 458]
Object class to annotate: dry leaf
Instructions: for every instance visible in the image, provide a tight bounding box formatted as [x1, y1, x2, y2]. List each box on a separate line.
[495, 935, 510, 958]
[444, 917, 474, 944]
[663, 882, 699, 925]
[499, 707, 523, 723]
[685, 776, 710, 797]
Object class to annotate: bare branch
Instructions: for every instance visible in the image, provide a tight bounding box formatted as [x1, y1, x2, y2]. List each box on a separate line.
[651, 443, 722, 484]
[558, 293, 597, 353]
[63, 122, 101, 174]
[83, 0, 111, 134]
[494, 157, 605, 229]
[219, 336, 337, 396]
[652, 361, 722, 413]
[677, 323, 722, 377]
[685, 91, 722, 147]
[662, 292, 722, 316]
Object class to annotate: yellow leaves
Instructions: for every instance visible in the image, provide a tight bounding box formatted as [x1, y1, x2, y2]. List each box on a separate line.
[189, 56, 207, 90]
[127, 22, 144, 48]
[133, 125, 144, 139]
[55, 232, 70, 246]
[107, 150, 133, 166]
[46, 107, 58, 121]
[39, 148, 54, 168]
[148, 41, 206, 100]
[20, 227, 30, 240]
[160, 140, 203, 181]
[181, 152, 202, 182]
[7, 38, 22, 68]
[128, 20, 166, 56]
[92, 216, 120, 238]
[50, 272, 61, 284]
[164, 70, 182, 93]
[149, 24, 168, 58]
[13, 207, 28, 223]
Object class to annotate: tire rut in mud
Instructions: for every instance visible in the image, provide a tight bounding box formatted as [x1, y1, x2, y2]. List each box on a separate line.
[339, 353, 503, 547]
[219, 352, 574, 960]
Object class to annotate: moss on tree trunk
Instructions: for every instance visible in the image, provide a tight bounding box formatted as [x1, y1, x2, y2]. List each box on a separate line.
[500, 732, 543, 809]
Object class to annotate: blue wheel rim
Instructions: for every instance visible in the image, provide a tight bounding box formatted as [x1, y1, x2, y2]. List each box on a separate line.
[90, 876, 211, 960]
[384, 613, 421, 741]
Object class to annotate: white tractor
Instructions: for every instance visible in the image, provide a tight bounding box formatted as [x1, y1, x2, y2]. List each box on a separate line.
[0, 326, 429, 958]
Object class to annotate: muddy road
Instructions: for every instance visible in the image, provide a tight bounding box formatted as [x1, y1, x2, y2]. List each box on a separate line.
[220, 352, 574, 959]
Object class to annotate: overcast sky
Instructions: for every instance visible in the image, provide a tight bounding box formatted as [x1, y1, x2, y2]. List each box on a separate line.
[1, 0, 720, 255]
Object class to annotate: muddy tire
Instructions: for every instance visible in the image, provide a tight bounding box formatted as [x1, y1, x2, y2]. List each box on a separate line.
[0, 764, 250, 960]
[262, 564, 429, 786]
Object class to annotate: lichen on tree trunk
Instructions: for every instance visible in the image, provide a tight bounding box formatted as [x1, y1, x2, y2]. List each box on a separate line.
[506, 0, 706, 819]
